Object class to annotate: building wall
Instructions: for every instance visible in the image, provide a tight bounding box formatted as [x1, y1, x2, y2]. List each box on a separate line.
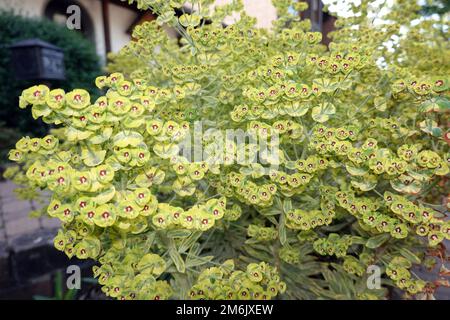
[77, 0, 106, 63]
[214, 0, 277, 29]
[108, 2, 138, 53]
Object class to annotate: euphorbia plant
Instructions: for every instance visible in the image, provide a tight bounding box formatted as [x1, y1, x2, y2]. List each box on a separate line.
[5, 0, 449, 300]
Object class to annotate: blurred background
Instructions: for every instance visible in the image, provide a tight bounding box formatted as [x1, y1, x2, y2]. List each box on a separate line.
[0, 0, 448, 300]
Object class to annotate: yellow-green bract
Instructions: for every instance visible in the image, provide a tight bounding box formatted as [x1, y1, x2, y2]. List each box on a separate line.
[5, 0, 450, 300]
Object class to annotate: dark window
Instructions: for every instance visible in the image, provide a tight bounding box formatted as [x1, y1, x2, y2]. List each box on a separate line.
[44, 0, 94, 42]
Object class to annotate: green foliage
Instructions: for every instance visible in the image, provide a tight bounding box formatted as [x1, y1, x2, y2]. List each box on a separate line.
[420, 0, 450, 16]
[33, 270, 78, 300]
[5, 0, 450, 300]
[0, 10, 101, 161]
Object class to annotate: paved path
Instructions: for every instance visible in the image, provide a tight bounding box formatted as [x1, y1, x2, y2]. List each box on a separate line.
[0, 181, 60, 248]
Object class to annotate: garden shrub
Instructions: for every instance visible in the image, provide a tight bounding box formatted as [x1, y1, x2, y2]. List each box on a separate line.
[0, 11, 101, 162]
[4, 0, 450, 299]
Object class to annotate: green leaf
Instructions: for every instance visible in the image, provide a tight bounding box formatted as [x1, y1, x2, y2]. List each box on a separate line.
[31, 104, 52, 119]
[202, 96, 218, 107]
[419, 97, 450, 113]
[311, 103, 336, 123]
[81, 277, 98, 284]
[179, 231, 202, 253]
[436, 97, 450, 111]
[66, 127, 92, 141]
[172, 177, 195, 196]
[156, 11, 175, 25]
[419, 119, 441, 137]
[89, 127, 113, 144]
[432, 127, 443, 137]
[135, 167, 165, 187]
[279, 212, 287, 245]
[112, 130, 144, 148]
[346, 164, 368, 176]
[258, 207, 281, 216]
[123, 117, 145, 129]
[185, 255, 214, 268]
[137, 253, 166, 276]
[283, 199, 292, 213]
[93, 186, 116, 204]
[166, 229, 192, 238]
[351, 175, 377, 191]
[285, 102, 310, 117]
[374, 96, 387, 111]
[54, 271, 63, 300]
[398, 247, 421, 265]
[178, 13, 201, 27]
[63, 289, 77, 300]
[390, 178, 422, 195]
[81, 148, 106, 167]
[169, 248, 185, 273]
[33, 295, 57, 300]
[366, 233, 390, 248]
[153, 143, 179, 159]
[313, 78, 337, 92]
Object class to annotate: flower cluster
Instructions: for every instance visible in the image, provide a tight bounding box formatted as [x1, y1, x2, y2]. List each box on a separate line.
[343, 256, 366, 277]
[92, 236, 172, 300]
[152, 198, 227, 231]
[313, 233, 353, 258]
[189, 261, 286, 300]
[285, 208, 334, 231]
[6, 0, 450, 300]
[247, 224, 278, 242]
[384, 192, 450, 245]
[279, 246, 301, 264]
[386, 257, 427, 295]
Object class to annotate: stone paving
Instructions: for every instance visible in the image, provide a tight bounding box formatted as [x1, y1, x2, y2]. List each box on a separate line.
[0, 181, 60, 248]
